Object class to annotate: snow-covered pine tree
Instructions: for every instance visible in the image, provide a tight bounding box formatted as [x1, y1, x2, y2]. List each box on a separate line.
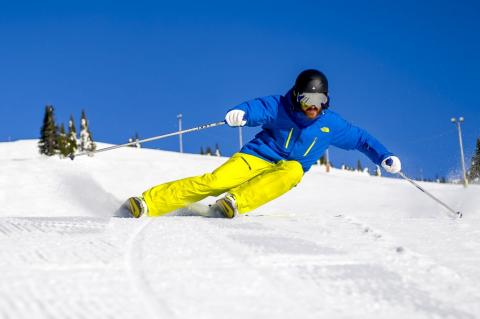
[56, 123, 69, 157]
[200, 146, 205, 155]
[375, 165, 382, 177]
[66, 115, 78, 157]
[469, 138, 480, 183]
[128, 133, 141, 148]
[38, 105, 58, 156]
[356, 159, 363, 172]
[136, 133, 141, 148]
[215, 143, 221, 157]
[79, 110, 96, 155]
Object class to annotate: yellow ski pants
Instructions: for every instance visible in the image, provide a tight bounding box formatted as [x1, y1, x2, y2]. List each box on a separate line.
[143, 153, 304, 217]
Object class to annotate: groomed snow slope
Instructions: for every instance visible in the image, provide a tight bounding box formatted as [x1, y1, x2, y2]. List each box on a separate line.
[1, 140, 479, 319]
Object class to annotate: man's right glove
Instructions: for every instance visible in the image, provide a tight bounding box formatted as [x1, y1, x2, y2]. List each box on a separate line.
[381, 156, 402, 174]
[225, 110, 246, 127]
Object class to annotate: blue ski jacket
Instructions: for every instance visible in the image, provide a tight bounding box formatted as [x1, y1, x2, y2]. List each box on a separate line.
[230, 90, 393, 172]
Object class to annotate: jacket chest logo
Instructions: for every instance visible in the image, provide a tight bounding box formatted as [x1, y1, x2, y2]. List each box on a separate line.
[320, 127, 330, 133]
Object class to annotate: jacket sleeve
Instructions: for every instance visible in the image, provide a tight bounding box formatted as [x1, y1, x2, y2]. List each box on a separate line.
[228, 96, 280, 127]
[331, 114, 393, 165]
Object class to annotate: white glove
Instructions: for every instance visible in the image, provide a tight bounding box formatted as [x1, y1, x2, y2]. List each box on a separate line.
[381, 156, 402, 174]
[225, 110, 246, 127]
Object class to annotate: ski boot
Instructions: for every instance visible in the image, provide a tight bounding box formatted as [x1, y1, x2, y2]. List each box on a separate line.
[210, 194, 238, 219]
[127, 196, 148, 218]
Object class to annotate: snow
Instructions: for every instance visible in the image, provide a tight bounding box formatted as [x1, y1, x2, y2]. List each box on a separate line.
[1, 139, 479, 319]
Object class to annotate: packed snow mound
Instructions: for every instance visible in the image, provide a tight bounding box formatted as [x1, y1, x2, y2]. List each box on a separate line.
[1, 140, 480, 319]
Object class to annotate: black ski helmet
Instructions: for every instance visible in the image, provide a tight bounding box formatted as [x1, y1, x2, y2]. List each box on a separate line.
[293, 69, 329, 109]
[294, 69, 328, 94]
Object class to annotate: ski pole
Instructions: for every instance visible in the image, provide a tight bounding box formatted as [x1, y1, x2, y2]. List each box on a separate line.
[72, 121, 226, 159]
[397, 171, 462, 218]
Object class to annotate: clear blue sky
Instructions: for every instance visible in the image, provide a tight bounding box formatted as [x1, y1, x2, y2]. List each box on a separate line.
[1, 0, 479, 179]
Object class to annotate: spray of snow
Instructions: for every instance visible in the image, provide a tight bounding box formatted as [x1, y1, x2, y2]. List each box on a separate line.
[57, 172, 121, 218]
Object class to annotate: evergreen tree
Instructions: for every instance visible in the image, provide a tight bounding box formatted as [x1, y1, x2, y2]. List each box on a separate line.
[200, 146, 205, 155]
[205, 146, 212, 156]
[56, 123, 69, 157]
[66, 115, 78, 157]
[356, 159, 363, 172]
[318, 154, 326, 165]
[215, 143, 221, 157]
[469, 138, 480, 183]
[128, 132, 141, 148]
[79, 110, 96, 154]
[134, 132, 141, 148]
[38, 105, 58, 156]
[375, 165, 382, 177]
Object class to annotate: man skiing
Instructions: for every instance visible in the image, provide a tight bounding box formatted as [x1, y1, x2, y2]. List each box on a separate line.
[126, 69, 401, 218]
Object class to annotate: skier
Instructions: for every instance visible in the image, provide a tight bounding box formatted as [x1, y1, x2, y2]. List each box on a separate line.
[126, 69, 401, 218]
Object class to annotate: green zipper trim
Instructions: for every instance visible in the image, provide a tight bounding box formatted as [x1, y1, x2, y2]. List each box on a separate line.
[285, 128, 294, 149]
[303, 137, 317, 157]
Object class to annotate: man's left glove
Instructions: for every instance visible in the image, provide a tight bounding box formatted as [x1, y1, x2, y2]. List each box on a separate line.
[381, 156, 402, 174]
[225, 110, 246, 127]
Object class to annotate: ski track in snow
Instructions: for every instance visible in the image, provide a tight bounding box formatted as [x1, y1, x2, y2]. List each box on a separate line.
[333, 214, 479, 317]
[0, 214, 479, 318]
[125, 217, 175, 319]
[1, 140, 480, 319]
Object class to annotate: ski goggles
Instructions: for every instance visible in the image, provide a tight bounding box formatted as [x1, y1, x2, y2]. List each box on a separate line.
[296, 92, 328, 110]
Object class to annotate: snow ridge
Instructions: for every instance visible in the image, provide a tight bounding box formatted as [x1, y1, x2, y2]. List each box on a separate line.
[125, 218, 175, 319]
